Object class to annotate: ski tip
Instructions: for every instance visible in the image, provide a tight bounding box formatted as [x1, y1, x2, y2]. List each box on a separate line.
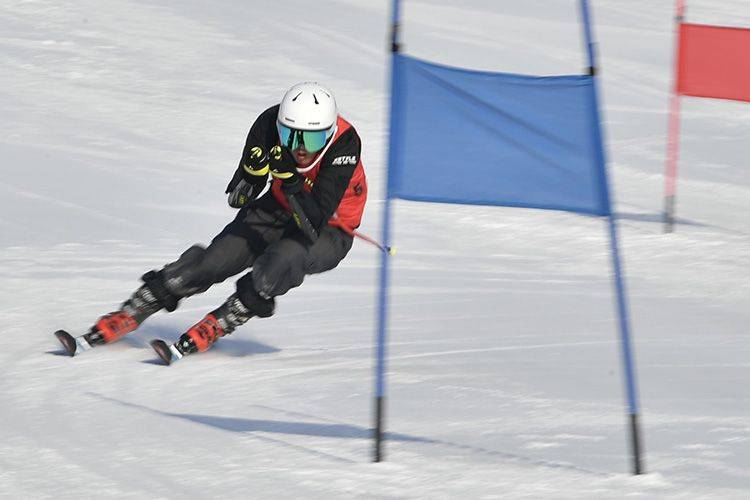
[54, 330, 77, 357]
[150, 339, 173, 366]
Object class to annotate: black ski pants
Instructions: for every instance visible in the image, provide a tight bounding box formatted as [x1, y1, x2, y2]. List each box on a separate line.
[160, 206, 353, 315]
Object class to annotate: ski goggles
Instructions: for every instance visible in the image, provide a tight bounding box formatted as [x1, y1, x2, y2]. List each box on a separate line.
[277, 122, 334, 153]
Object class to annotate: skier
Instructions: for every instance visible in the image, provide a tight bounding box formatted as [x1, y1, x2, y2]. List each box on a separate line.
[55, 82, 367, 364]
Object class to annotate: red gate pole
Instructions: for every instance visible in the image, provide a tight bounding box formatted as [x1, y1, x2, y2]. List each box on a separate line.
[664, 0, 686, 233]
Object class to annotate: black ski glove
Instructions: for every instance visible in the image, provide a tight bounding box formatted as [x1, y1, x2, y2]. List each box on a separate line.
[225, 146, 271, 208]
[225, 146, 270, 192]
[226, 179, 256, 208]
[269, 145, 303, 194]
[242, 146, 271, 182]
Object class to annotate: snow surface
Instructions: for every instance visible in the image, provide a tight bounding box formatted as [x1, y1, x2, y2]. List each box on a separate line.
[1, 0, 749, 498]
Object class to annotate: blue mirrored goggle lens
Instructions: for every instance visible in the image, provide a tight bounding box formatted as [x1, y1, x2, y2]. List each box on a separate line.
[278, 124, 294, 148]
[300, 129, 329, 152]
[277, 124, 332, 153]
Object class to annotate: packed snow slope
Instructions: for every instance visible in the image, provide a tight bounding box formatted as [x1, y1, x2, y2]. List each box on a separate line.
[1, 0, 749, 498]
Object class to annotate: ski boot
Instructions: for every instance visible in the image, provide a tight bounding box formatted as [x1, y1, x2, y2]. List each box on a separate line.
[151, 294, 259, 365]
[56, 271, 177, 356]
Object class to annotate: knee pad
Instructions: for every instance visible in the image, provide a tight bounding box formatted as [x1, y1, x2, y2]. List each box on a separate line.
[141, 270, 180, 312]
[236, 274, 275, 318]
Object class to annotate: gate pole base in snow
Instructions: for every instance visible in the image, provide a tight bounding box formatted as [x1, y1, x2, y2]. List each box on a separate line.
[373, 396, 384, 462]
[630, 412, 644, 475]
[663, 195, 675, 233]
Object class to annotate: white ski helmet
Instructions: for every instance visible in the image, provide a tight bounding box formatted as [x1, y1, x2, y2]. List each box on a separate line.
[277, 82, 338, 131]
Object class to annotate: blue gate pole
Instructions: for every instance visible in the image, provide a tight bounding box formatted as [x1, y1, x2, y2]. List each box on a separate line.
[373, 0, 402, 463]
[580, 0, 644, 475]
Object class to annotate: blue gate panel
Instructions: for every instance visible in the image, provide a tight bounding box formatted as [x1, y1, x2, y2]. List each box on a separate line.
[388, 54, 610, 215]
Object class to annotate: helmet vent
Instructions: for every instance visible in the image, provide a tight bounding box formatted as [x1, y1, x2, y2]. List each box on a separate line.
[291, 92, 302, 101]
[312, 93, 319, 105]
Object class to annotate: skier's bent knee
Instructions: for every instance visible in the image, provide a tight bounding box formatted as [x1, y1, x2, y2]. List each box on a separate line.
[236, 273, 276, 317]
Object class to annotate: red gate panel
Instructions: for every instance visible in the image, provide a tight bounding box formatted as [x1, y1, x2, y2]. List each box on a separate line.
[678, 23, 750, 103]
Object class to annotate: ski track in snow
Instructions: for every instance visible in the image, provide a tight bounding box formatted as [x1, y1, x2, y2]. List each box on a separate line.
[2, 0, 750, 498]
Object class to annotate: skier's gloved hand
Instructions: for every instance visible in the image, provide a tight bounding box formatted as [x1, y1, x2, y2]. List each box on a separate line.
[225, 146, 271, 208]
[269, 145, 303, 194]
[241, 146, 271, 183]
[225, 167, 244, 194]
[227, 179, 255, 208]
[225, 146, 269, 194]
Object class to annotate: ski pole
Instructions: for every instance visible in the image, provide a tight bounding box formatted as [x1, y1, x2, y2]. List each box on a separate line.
[287, 192, 319, 243]
[330, 219, 396, 256]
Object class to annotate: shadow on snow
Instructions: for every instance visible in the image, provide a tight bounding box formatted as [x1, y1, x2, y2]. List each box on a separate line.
[87, 392, 609, 477]
[613, 211, 708, 227]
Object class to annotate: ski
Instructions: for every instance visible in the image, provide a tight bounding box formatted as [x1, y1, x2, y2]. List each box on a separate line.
[150, 339, 183, 365]
[55, 330, 183, 365]
[55, 328, 185, 365]
[54, 330, 95, 357]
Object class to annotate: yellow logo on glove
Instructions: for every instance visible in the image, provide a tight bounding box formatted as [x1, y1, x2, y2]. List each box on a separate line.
[269, 145, 295, 180]
[243, 146, 269, 176]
